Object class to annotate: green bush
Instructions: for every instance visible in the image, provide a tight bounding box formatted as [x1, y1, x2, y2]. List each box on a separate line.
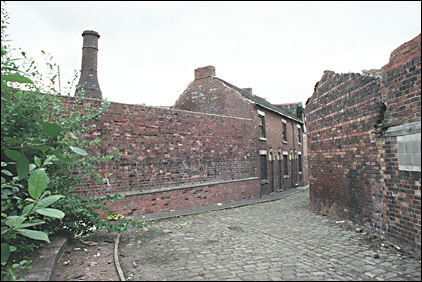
[1, 2, 144, 280]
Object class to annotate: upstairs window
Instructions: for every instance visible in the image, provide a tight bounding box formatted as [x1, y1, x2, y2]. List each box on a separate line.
[297, 127, 301, 144]
[258, 110, 266, 138]
[282, 121, 287, 143]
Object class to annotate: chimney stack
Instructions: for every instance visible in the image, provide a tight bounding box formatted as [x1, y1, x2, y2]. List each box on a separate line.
[242, 88, 252, 94]
[194, 66, 215, 80]
[76, 30, 102, 99]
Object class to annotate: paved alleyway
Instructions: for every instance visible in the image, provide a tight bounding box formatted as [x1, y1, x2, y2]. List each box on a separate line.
[118, 189, 421, 281]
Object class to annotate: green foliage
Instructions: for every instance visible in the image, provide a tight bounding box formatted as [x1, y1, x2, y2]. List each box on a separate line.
[1, 2, 145, 280]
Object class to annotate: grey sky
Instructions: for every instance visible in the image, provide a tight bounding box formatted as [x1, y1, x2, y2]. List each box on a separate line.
[5, 1, 421, 107]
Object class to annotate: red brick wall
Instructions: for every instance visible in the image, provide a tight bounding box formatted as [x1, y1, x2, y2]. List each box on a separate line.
[106, 178, 260, 215]
[306, 71, 383, 226]
[61, 97, 260, 215]
[379, 34, 421, 250]
[381, 34, 421, 128]
[306, 34, 421, 253]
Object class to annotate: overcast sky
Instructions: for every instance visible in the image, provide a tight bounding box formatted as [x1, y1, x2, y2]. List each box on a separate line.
[5, 1, 421, 107]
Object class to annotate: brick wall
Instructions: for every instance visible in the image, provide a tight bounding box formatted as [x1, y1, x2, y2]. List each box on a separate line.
[381, 34, 421, 128]
[306, 71, 383, 226]
[379, 34, 421, 251]
[306, 34, 421, 253]
[106, 178, 260, 215]
[61, 97, 260, 215]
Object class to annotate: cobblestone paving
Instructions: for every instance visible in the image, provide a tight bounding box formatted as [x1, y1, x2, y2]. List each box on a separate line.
[119, 189, 421, 281]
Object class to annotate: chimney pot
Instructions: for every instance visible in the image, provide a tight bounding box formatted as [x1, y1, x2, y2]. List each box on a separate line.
[195, 66, 215, 80]
[76, 30, 102, 99]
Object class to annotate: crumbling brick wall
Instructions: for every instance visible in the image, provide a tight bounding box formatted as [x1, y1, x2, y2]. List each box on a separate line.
[305, 71, 383, 226]
[381, 34, 421, 128]
[306, 34, 421, 253]
[379, 34, 421, 251]
[62, 97, 260, 215]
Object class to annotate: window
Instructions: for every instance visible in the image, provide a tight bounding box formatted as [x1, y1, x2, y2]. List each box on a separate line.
[297, 127, 301, 144]
[284, 155, 288, 175]
[283, 122, 287, 142]
[397, 133, 421, 171]
[259, 115, 266, 138]
[260, 155, 267, 180]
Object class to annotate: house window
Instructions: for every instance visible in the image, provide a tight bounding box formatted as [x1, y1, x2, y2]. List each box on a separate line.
[259, 115, 266, 138]
[283, 122, 287, 142]
[260, 155, 267, 180]
[297, 127, 301, 144]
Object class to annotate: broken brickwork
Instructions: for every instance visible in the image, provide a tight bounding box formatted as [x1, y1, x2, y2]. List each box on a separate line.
[379, 34, 421, 252]
[306, 34, 421, 253]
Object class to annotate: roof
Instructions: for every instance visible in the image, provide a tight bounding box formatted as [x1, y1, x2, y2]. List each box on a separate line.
[275, 102, 303, 117]
[275, 102, 302, 106]
[213, 77, 302, 123]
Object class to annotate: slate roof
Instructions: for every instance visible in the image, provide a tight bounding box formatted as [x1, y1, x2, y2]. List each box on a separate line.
[213, 77, 302, 123]
[275, 102, 303, 116]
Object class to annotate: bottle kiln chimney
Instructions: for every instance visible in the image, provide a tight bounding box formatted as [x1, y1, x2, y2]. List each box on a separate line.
[76, 30, 102, 99]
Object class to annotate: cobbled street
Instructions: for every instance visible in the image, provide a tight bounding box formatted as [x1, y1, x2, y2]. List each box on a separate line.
[119, 189, 421, 281]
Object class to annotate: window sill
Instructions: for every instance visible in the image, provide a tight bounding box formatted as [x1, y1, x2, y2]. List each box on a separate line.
[261, 180, 268, 184]
[284, 175, 289, 179]
[259, 137, 267, 141]
[282, 140, 288, 144]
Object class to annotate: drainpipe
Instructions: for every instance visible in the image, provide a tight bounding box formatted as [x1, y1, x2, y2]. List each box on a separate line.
[75, 30, 102, 99]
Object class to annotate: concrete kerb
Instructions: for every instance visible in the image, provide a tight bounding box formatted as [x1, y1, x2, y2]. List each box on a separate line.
[114, 234, 125, 281]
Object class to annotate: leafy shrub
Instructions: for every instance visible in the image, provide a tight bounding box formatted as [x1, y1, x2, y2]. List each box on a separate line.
[1, 3, 144, 280]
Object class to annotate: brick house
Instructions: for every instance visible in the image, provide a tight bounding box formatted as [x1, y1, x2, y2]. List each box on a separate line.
[173, 66, 307, 196]
[276, 102, 309, 186]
